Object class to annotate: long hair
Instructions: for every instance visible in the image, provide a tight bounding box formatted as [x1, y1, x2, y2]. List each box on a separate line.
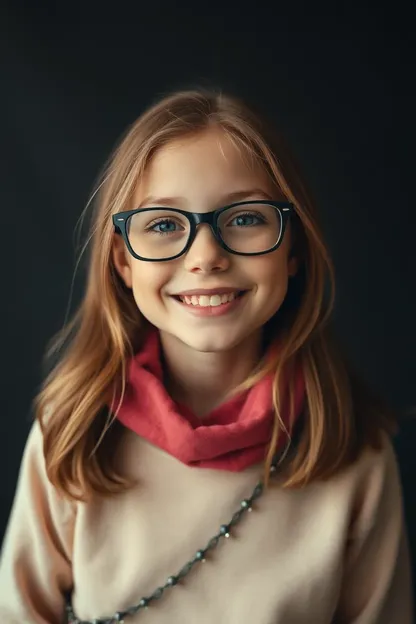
[34, 87, 397, 501]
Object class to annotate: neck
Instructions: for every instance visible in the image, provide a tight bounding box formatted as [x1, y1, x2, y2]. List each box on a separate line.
[159, 331, 263, 418]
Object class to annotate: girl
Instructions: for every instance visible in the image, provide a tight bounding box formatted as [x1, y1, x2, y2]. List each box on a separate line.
[0, 88, 412, 623]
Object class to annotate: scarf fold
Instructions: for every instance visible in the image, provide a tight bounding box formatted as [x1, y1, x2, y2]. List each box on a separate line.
[115, 330, 305, 471]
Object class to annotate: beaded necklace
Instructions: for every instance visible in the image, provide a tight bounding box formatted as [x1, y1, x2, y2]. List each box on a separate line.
[65, 424, 301, 624]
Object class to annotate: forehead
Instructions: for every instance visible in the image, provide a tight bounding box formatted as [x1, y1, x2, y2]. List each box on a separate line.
[133, 130, 280, 208]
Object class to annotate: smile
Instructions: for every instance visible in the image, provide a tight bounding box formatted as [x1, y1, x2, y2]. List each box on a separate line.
[178, 292, 242, 307]
[171, 290, 248, 317]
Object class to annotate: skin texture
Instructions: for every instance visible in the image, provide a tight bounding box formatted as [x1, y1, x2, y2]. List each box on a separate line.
[112, 129, 297, 415]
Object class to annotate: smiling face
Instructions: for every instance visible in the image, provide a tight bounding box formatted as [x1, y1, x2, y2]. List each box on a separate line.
[112, 129, 297, 353]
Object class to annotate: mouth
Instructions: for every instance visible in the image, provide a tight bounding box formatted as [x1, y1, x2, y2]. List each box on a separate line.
[172, 290, 248, 308]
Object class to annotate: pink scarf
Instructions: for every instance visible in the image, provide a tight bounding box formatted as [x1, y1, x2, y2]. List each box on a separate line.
[115, 330, 305, 471]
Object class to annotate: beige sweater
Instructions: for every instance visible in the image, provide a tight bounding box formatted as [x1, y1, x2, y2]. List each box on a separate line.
[0, 421, 413, 623]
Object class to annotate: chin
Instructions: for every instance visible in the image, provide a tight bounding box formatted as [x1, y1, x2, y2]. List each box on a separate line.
[175, 330, 250, 354]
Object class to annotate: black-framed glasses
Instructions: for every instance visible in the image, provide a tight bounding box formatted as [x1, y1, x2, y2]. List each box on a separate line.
[112, 200, 294, 262]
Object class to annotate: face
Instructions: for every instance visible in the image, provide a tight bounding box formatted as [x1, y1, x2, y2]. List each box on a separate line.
[112, 130, 297, 353]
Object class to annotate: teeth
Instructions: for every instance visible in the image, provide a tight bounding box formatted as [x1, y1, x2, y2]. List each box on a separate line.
[180, 292, 238, 307]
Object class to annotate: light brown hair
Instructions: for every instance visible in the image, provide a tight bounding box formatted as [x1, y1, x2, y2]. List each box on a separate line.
[34, 87, 397, 502]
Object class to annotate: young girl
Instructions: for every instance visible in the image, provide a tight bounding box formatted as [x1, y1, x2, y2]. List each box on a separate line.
[0, 88, 412, 623]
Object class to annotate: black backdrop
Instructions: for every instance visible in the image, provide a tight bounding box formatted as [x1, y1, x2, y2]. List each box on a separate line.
[1, 2, 415, 597]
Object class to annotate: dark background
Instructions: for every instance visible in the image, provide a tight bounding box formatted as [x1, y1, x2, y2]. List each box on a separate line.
[1, 0, 415, 597]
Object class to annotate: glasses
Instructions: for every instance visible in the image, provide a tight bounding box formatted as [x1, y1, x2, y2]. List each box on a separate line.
[112, 200, 294, 262]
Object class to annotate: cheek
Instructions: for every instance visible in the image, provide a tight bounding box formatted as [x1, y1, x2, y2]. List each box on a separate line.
[253, 250, 291, 288]
[130, 263, 172, 309]
[252, 253, 291, 309]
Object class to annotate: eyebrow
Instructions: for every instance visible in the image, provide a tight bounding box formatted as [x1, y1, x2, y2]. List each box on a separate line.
[137, 188, 274, 209]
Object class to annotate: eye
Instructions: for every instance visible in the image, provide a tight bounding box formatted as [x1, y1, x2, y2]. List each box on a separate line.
[229, 211, 266, 227]
[146, 218, 185, 234]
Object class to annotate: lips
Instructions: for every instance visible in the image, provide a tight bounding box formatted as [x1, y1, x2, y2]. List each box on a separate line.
[179, 292, 238, 307]
[171, 288, 247, 308]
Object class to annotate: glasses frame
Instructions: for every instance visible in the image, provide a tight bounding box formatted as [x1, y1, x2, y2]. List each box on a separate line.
[112, 200, 294, 262]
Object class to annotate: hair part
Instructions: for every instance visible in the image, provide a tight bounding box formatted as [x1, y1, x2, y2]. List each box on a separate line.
[34, 87, 397, 502]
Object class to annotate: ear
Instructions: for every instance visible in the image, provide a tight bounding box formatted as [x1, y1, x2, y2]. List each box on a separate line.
[112, 234, 133, 288]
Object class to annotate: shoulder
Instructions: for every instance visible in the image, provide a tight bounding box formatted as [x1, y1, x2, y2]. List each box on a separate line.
[336, 432, 403, 540]
[17, 417, 77, 521]
[351, 432, 400, 495]
[21, 416, 50, 470]
[19, 417, 45, 469]
[348, 431, 398, 476]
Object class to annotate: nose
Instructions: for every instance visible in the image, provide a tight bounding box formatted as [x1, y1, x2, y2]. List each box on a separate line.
[183, 224, 230, 273]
